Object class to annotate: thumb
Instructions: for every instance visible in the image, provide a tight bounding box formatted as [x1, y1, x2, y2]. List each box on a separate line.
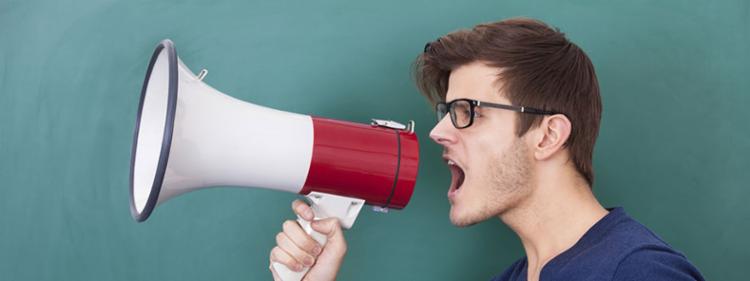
[304, 218, 347, 281]
[310, 218, 347, 262]
[311, 218, 343, 239]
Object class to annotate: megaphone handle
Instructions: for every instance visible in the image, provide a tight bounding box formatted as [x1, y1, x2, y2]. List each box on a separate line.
[272, 192, 365, 281]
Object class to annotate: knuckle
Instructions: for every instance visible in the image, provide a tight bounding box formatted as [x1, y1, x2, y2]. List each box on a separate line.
[296, 203, 309, 213]
[282, 220, 296, 230]
[272, 248, 295, 267]
[298, 253, 314, 267]
[285, 258, 298, 269]
[270, 247, 281, 260]
[293, 252, 308, 263]
[275, 232, 286, 244]
[292, 200, 304, 209]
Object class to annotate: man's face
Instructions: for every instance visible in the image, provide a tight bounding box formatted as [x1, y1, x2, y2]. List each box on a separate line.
[429, 62, 535, 227]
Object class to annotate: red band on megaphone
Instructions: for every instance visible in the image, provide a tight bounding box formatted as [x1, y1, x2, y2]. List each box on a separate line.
[300, 117, 418, 209]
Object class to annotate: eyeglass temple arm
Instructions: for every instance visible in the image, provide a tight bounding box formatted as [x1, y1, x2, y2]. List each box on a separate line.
[477, 101, 556, 115]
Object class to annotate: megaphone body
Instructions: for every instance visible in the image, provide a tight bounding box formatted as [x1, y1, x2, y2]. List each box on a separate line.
[130, 39, 419, 280]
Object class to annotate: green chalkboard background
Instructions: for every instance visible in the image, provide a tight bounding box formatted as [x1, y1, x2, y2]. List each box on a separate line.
[1, 0, 748, 280]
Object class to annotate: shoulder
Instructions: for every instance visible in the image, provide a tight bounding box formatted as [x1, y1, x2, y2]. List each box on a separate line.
[489, 258, 526, 281]
[612, 246, 705, 281]
[554, 209, 705, 280]
[593, 209, 682, 257]
[603, 211, 705, 280]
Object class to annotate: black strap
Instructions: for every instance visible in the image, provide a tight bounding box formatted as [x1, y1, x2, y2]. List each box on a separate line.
[383, 130, 402, 208]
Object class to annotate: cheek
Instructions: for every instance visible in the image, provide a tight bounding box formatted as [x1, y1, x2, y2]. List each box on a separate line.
[469, 115, 518, 153]
[470, 131, 515, 164]
[461, 135, 512, 192]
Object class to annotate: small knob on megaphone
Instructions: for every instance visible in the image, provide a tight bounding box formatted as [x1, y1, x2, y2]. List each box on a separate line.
[196, 69, 208, 81]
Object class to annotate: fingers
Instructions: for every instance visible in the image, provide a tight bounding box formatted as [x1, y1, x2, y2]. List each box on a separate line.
[292, 200, 314, 221]
[269, 200, 349, 280]
[282, 220, 323, 256]
[270, 246, 304, 272]
[271, 219, 323, 272]
[275, 231, 315, 269]
[268, 200, 322, 276]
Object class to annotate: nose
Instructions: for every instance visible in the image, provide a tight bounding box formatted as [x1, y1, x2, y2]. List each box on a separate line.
[429, 115, 457, 145]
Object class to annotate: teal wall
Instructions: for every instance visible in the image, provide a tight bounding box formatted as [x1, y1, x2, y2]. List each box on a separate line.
[1, 0, 748, 280]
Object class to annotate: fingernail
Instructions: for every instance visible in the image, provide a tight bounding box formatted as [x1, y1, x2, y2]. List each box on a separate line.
[303, 256, 314, 266]
[313, 245, 322, 255]
[304, 209, 314, 219]
[294, 263, 305, 272]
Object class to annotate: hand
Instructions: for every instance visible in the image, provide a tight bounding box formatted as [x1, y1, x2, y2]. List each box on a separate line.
[270, 200, 347, 281]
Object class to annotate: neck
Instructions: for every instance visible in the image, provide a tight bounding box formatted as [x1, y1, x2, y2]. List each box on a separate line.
[499, 166, 607, 275]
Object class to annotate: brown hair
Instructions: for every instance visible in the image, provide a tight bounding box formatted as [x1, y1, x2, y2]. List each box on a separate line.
[414, 17, 602, 186]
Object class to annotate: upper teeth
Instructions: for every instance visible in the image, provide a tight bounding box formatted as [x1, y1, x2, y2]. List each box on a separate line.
[447, 160, 456, 165]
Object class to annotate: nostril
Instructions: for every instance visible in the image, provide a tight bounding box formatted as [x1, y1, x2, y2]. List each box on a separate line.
[430, 134, 450, 145]
[430, 122, 457, 144]
[429, 129, 443, 143]
[429, 133, 442, 143]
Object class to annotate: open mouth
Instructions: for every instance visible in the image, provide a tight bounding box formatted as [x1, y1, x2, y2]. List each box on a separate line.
[447, 160, 465, 194]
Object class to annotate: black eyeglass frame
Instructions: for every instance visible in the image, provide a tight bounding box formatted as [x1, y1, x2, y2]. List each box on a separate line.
[436, 98, 559, 129]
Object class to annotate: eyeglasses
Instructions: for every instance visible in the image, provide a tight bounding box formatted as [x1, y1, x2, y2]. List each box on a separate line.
[436, 98, 558, 129]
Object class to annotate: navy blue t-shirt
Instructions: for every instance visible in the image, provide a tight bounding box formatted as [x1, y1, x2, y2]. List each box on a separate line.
[491, 208, 705, 281]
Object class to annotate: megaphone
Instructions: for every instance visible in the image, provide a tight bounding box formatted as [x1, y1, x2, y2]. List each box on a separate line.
[130, 39, 419, 280]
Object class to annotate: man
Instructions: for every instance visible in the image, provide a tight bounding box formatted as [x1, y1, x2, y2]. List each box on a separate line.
[269, 18, 705, 281]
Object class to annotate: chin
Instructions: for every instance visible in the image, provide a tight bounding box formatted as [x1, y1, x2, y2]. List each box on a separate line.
[449, 200, 511, 227]
[449, 205, 483, 227]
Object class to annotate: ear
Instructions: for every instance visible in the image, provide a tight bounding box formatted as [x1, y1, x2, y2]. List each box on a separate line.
[532, 114, 572, 161]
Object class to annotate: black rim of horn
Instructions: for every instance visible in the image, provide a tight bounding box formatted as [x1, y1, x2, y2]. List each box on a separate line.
[129, 39, 178, 222]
